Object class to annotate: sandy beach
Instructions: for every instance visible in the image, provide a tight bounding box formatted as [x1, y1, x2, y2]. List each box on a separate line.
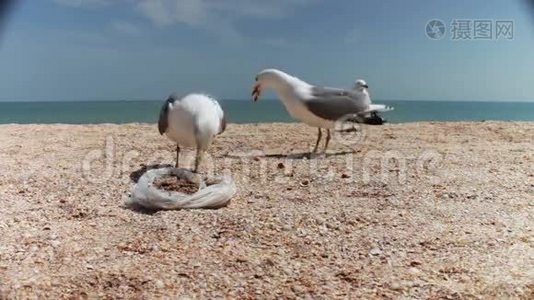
[0, 121, 532, 299]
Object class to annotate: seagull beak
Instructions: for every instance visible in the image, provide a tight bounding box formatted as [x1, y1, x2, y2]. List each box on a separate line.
[362, 84, 369, 89]
[251, 83, 261, 102]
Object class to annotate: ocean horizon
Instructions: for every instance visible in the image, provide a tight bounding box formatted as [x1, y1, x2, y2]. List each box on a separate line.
[0, 99, 533, 124]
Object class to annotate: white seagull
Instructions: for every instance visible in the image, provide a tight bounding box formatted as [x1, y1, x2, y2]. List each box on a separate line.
[352, 79, 394, 125]
[158, 93, 226, 172]
[251, 69, 393, 153]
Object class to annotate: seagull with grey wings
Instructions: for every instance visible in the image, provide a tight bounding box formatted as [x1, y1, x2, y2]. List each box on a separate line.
[158, 93, 226, 172]
[251, 69, 393, 153]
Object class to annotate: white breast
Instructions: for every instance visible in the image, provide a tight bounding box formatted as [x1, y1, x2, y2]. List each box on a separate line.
[166, 104, 197, 148]
[165, 94, 224, 150]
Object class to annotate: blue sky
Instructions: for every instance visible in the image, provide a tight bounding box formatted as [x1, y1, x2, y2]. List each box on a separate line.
[0, 0, 533, 101]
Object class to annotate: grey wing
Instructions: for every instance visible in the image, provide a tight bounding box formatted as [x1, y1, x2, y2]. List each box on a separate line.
[305, 87, 368, 121]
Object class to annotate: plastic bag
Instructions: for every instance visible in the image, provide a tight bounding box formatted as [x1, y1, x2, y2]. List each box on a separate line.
[127, 167, 236, 209]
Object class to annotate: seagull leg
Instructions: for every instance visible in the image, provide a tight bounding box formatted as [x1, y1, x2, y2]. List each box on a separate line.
[175, 145, 180, 168]
[323, 129, 331, 153]
[194, 149, 202, 173]
[312, 128, 322, 153]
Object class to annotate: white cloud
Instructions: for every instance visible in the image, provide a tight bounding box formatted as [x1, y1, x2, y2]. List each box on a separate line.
[111, 20, 143, 36]
[135, 0, 317, 38]
[135, 0, 312, 25]
[53, 0, 319, 43]
[52, 0, 112, 8]
[208, 0, 315, 19]
[53, 0, 317, 23]
[137, 0, 210, 27]
[136, 1, 174, 26]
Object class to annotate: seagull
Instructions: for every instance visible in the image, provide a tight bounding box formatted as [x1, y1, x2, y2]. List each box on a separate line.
[158, 93, 226, 172]
[352, 79, 393, 125]
[251, 69, 393, 153]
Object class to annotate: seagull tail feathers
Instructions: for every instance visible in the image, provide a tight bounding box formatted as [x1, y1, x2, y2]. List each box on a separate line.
[368, 104, 394, 113]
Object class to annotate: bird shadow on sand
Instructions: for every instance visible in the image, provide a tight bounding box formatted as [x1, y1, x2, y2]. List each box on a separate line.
[123, 203, 161, 215]
[129, 163, 173, 183]
[225, 151, 355, 160]
[261, 151, 355, 160]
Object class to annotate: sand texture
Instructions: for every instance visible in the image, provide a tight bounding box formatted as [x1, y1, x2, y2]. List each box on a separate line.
[0, 122, 533, 299]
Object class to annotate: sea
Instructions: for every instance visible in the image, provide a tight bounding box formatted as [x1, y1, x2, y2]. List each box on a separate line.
[0, 100, 533, 124]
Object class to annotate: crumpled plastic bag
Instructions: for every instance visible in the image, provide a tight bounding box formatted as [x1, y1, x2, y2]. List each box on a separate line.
[127, 167, 236, 210]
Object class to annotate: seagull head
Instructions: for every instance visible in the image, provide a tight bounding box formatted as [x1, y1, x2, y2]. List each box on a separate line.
[252, 69, 292, 102]
[353, 79, 369, 91]
[251, 75, 261, 102]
